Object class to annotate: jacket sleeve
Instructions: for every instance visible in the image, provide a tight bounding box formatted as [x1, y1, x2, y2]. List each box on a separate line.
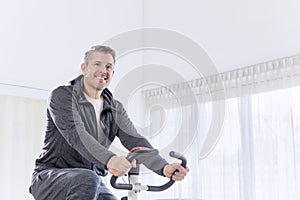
[113, 101, 169, 176]
[48, 86, 116, 169]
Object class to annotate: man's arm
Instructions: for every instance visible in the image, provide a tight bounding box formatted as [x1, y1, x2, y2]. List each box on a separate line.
[48, 86, 116, 169]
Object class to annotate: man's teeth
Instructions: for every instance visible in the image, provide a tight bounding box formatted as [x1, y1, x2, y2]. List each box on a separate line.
[96, 76, 107, 80]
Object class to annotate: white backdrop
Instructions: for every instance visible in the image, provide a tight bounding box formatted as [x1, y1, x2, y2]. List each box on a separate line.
[1, 0, 300, 90]
[0, 95, 45, 200]
[1, 1, 300, 199]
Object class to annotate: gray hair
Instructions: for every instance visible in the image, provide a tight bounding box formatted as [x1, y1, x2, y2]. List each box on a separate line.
[84, 45, 116, 64]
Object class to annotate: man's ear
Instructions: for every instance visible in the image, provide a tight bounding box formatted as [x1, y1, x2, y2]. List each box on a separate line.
[81, 63, 87, 75]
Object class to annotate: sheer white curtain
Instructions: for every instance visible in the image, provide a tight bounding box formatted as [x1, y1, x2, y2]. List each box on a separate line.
[0, 94, 46, 200]
[250, 89, 300, 200]
[139, 55, 300, 200]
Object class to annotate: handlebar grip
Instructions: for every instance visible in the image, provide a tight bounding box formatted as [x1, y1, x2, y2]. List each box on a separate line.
[110, 176, 133, 190]
[169, 151, 187, 168]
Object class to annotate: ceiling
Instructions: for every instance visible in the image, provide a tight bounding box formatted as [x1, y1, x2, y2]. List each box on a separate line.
[0, 0, 300, 91]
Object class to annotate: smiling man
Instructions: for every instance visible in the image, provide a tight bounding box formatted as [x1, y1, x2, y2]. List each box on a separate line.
[81, 48, 115, 98]
[29, 45, 189, 200]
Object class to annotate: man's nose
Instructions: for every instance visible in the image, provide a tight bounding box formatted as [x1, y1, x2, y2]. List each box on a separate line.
[97, 65, 107, 73]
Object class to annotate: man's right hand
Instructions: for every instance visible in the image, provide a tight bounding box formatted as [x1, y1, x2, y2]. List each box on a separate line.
[106, 156, 136, 176]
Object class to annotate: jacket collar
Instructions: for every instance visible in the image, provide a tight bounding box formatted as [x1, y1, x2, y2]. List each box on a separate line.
[70, 75, 115, 109]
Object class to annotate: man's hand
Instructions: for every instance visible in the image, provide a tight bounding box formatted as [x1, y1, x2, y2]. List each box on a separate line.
[107, 156, 136, 177]
[163, 163, 189, 181]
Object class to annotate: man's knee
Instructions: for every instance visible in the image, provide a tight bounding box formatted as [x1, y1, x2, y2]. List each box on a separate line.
[67, 169, 101, 199]
[30, 169, 103, 199]
[72, 169, 100, 188]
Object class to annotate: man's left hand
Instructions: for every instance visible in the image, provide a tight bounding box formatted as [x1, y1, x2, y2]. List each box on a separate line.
[163, 163, 189, 181]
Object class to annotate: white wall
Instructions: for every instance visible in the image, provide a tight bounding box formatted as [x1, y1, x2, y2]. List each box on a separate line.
[0, 95, 46, 200]
[1, 0, 300, 91]
[143, 0, 300, 72]
[0, 0, 143, 90]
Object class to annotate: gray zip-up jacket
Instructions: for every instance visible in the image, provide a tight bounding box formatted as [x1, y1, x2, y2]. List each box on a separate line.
[34, 75, 168, 176]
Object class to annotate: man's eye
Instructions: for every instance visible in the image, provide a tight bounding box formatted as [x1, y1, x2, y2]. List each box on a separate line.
[106, 65, 113, 70]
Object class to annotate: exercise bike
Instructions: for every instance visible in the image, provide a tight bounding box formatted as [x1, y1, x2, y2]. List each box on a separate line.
[110, 147, 187, 200]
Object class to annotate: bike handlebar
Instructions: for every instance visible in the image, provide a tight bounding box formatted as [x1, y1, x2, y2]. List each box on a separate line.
[110, 149, 187, 192]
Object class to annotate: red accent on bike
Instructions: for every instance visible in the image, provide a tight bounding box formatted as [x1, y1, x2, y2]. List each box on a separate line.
[128, 147, 151, 156]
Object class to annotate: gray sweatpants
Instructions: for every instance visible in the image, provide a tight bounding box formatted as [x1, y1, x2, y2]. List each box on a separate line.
[29, 168, 118, 200]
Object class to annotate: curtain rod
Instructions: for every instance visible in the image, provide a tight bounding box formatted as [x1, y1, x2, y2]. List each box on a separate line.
[143, 54, 300, 100]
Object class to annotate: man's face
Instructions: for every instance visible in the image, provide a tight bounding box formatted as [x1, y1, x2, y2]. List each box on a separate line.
[81, 51, 115, 91]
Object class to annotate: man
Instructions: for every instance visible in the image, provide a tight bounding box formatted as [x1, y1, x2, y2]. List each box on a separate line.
[29, 45, 189, 200]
